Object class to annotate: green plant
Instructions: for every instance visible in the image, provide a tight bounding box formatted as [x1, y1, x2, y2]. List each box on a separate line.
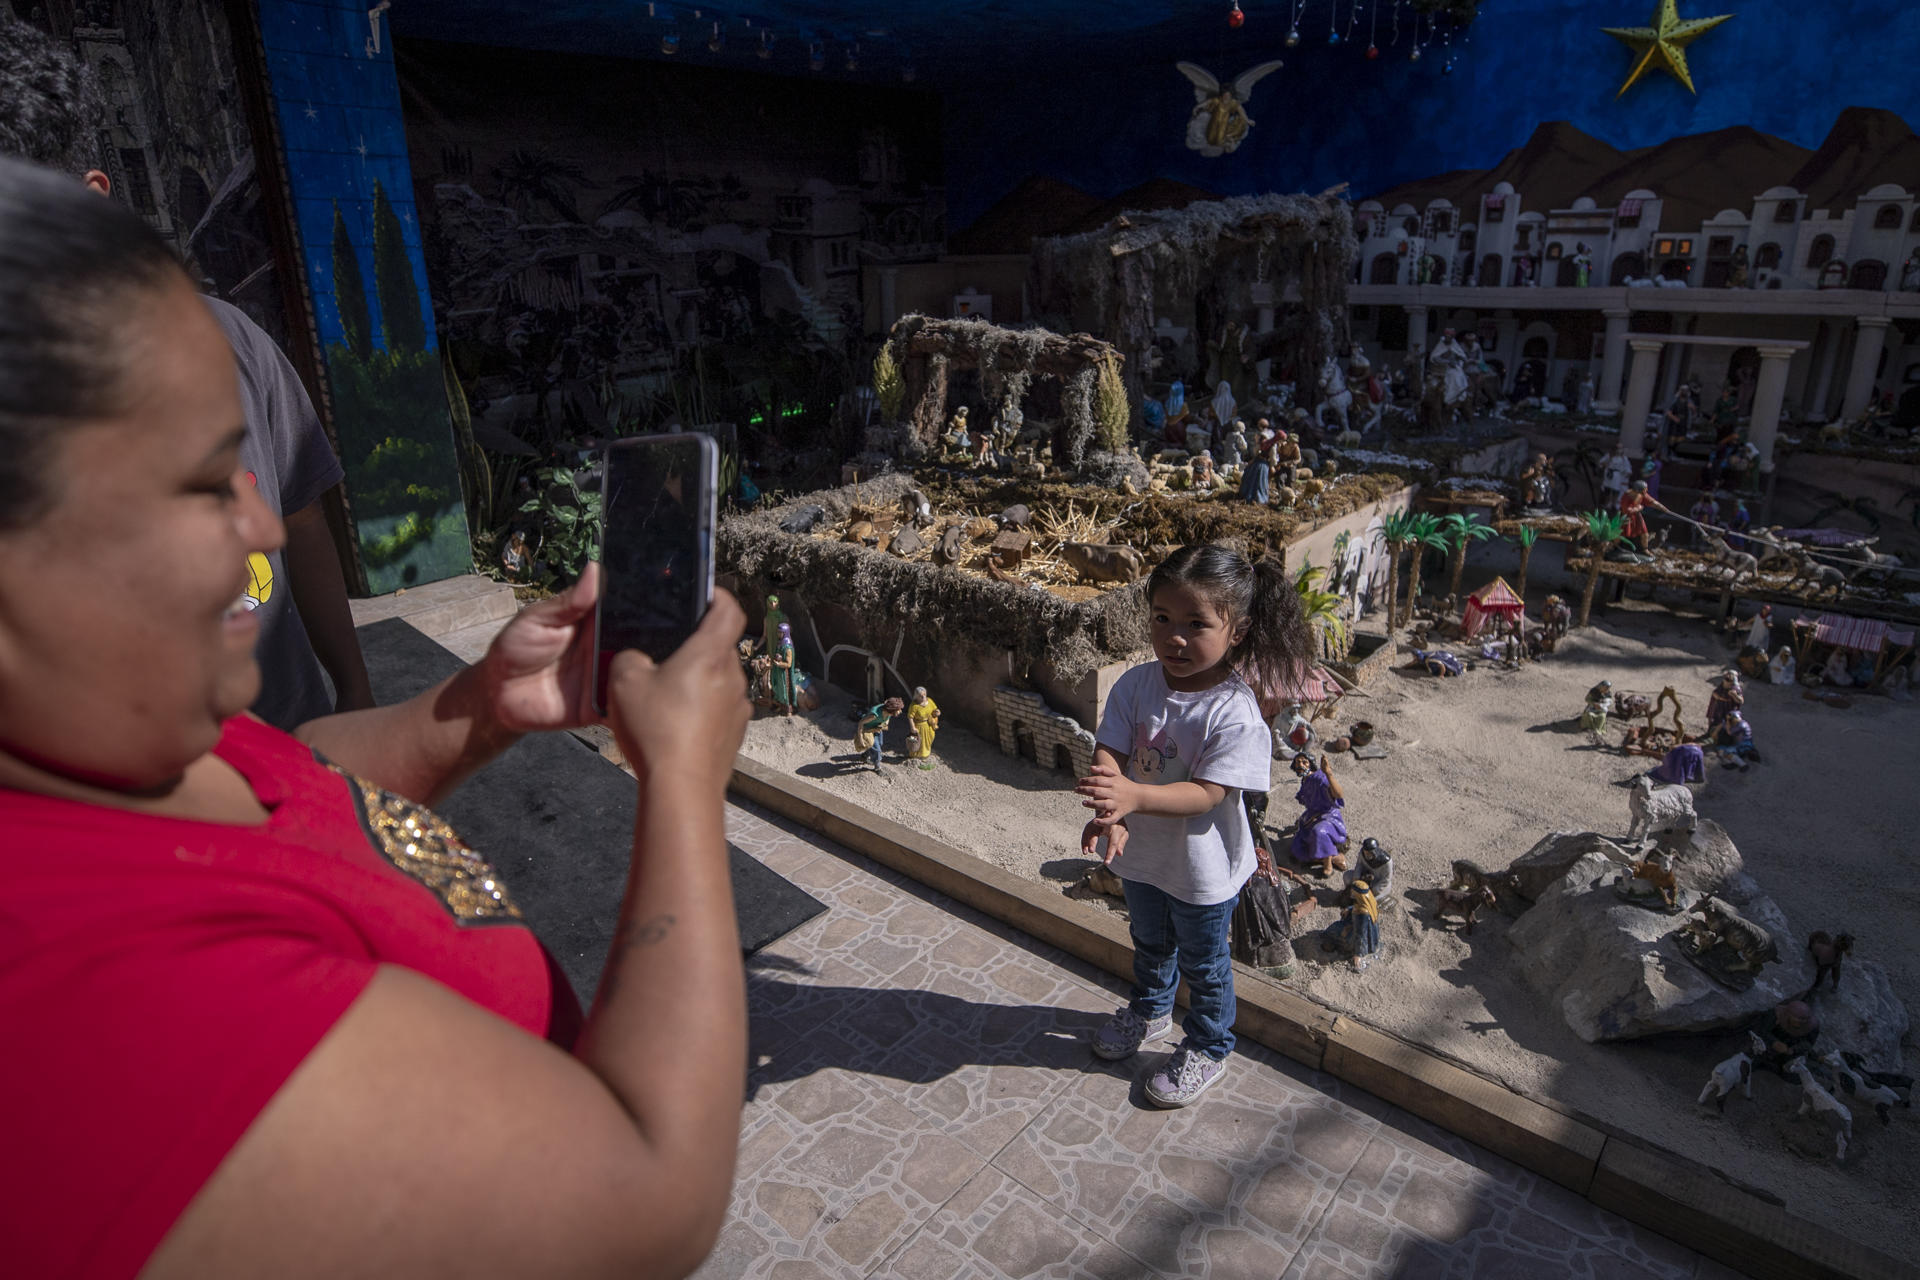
[1514, 523, 1539, 602]
[1294, 561, 1349, 661]
[518, 466, 603, 582]
[873, 342, 904, 421]
[330, 202, 371, 361]
[1440, 511, 1499, 602]
[371, 180, 424, 355]
[1577, 509, 1627, 628]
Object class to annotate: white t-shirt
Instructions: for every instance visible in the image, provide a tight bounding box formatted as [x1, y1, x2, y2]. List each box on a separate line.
[1095, 662, 1274, 906]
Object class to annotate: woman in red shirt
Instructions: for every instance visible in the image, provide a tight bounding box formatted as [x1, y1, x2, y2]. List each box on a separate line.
[0, 157, 751, 1279]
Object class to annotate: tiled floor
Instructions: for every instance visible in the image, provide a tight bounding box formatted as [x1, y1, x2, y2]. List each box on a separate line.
[703, 800, 1746, 1280]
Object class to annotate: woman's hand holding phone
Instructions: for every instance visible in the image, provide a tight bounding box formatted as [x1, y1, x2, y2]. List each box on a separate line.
[603, 588, 749, 792]
[479, 562, 604, 734]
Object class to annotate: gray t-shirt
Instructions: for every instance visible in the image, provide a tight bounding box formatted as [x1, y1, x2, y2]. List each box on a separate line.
[204, 297, 346, 731]
[1095, 662, 1274, 906]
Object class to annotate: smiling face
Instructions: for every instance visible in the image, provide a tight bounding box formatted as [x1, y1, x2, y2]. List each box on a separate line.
[1149, 581, 1248, 692]
[0, 276, 283, 790]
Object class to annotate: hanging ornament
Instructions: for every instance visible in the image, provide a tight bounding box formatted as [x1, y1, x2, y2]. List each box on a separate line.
[1228, 1, 1245, 29]
[1328, 1, 1341, 43]
[1366, 0, 1380, 59]
[1410, 45, 1422, 60]
[756, 29, 775, 59]
[1286, 28, 1301, 46]
[1442, 58, 1454, 72]
[1367, 44, 1380, 58]
[660, 32, 680, 54]
[706, 21, 723, 53]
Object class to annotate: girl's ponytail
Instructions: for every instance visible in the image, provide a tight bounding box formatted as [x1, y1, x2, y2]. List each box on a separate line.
[1240, 556, 1313, 695]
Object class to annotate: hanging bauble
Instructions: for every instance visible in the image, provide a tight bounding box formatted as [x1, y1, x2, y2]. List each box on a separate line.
[1366, 44, 1380, 58]
[1410, 46, 1422, 60]
[1328, 29, 1341, 43]
[1285, 27, 1301, 46]
[1228, 1, 1245, 28]
[1442, 58, 1455, 73]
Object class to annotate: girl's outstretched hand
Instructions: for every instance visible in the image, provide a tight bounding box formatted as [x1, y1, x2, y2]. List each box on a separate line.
[1081, 817, 1129, 866]
[1076, 762, 1139, 823]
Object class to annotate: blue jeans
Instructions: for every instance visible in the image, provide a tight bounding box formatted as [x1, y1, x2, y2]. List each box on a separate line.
[1121, 879, 1239, 1061]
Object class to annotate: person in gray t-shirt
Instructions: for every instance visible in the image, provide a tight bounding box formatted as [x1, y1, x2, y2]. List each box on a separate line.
[1, 18, 370, 729]
[206, 297, 373, 728]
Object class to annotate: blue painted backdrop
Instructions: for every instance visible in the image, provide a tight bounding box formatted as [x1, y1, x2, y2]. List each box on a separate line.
[943, 0, 1920, 225]
[257, 0, 470, 592]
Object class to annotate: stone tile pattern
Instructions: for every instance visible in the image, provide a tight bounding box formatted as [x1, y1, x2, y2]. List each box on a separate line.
[695, 801, 1744, 1280]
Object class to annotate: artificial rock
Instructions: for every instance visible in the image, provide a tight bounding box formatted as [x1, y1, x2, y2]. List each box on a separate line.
[1506, 837, 1814, 1043]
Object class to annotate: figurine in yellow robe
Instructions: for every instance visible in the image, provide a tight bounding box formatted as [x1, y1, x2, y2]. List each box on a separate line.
[907, 686, 940, 769]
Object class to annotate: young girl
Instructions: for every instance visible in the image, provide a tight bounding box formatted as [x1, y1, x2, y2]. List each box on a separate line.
[1076, 543, 1312, 1107]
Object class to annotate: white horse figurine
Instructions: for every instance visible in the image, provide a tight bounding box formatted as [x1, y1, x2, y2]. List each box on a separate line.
[1316, 356, 1351, 435]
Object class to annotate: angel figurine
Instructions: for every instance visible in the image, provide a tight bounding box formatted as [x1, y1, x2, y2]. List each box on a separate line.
[1175, 60, 1285, 157]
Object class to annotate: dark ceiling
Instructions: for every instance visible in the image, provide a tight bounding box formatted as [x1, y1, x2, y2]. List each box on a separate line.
[391, 0, 1291, 87]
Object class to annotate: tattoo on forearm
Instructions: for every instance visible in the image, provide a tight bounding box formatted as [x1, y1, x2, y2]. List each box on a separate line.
[617, 913, 677, 951]
[595, 913, 678, 1005]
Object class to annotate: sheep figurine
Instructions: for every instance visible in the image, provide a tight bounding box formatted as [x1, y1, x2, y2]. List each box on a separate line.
[1697, 1046, 1753, 1113]
[1821, 1052, 1904, 1126]
[1786, 1056, 1854, 1160]
[1838, 1052, 1914, 1107]
[1626, 774, 1698, 846]
[1334, 428, 1362, 448]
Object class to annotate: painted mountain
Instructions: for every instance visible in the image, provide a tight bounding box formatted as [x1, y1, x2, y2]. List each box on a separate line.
[1368, 108, 1919, 233]
[950, 175, 1218, 253]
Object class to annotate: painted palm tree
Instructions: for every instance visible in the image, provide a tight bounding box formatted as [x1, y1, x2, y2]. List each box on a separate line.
[1440, 511, 1500, 604]
[1514, 523, 1540, 603]
[1404, 513, 1447, 623]
[1294, 562, 1349, 662]
[493, 151, 595, 225]
[1377, 510, 1421, 631]
[1577, 510, 1628, 628]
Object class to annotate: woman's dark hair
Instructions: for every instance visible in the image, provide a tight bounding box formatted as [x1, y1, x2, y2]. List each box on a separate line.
[1147, 542, 1313, 694]
[0, 155, 184, 529]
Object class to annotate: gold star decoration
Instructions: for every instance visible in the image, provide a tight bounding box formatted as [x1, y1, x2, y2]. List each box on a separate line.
[1602, 0, 1734, 97]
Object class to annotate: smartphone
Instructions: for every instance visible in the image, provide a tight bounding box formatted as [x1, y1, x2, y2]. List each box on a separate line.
[593, 433, 719, 714]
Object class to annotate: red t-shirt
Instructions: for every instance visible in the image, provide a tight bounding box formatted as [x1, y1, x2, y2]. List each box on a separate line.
[0, 716, 582, 1280]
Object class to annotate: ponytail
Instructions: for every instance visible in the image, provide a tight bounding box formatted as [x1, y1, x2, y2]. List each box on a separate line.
[1148, 543, 1312, 695]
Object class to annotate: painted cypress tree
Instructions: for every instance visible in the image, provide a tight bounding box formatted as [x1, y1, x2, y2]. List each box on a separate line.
[330, 202, 372, 361]
[370, 180, 425, 354]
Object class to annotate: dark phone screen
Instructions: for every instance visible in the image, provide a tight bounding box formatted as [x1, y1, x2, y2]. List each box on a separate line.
[595, 436, 714, 708]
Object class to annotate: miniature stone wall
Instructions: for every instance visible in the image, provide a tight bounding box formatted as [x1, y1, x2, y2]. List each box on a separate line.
[992, 686, 1098, 777]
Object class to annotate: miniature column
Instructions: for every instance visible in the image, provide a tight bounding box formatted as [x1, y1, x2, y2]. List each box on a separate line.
[1405, 304, 1429, 355]
[1594, 308, 1631, 413]
[1617, 338, 1665, 456]
[1808, 320, 1841, 420]
[1840, 315, 1891, 422]
[1252, 281, 1276, 381]
[1746, 345, 1796, 475]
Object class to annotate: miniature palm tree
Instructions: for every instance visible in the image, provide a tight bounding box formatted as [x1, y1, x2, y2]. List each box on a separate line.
[1404, 513, 1447, 623]
[872, 342, 904, 421]
[1377, 510, 1420, 631]
[1441, 511, 1499, 604]
[1294, 562, 1349, 661]
[1514, 523, 1539, 603]
[1576, 509, 1627, 628]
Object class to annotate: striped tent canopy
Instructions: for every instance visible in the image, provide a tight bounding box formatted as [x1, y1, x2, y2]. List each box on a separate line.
[1461, 576, 1524, 640]
[1808, 613, 1905, 652]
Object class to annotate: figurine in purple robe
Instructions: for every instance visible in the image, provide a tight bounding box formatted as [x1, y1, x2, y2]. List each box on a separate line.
[1649, 743, 1705, 785]
[1288, 753, 1348, 874]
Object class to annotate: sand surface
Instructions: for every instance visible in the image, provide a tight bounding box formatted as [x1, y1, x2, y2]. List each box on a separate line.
[740, 562, 1919, 1248]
